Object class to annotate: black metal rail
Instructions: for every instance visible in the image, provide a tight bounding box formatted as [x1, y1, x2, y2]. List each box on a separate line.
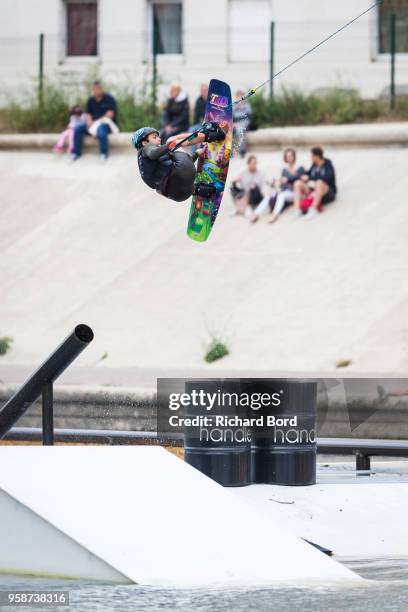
[317, 437, 408, 470]
[3, 428, 408, 471]
[0, 325, 94, 444]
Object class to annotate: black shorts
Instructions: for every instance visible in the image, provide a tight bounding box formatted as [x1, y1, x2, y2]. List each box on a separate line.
[165, 152, 197, 202]
[321, 187, 336, 205]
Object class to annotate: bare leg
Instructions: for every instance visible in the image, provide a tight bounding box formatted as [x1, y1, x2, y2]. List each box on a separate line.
[311, 180, 329, 209]
[293, 179, 310, 210]
[235, 194, 248, 215]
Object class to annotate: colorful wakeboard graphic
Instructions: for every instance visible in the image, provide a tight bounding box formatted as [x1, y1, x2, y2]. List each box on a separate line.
[187, 79, 232, 242]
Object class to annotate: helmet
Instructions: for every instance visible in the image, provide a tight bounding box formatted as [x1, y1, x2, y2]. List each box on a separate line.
[131, 127, 159, 150]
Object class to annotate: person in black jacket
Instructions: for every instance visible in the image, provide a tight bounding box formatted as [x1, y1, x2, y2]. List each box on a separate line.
[160, 83, 190, 142]
[189, 83, 209, 154]
[132, 122, 226, 203]
[193, 83, 208, 125]
[293, 147, 337, 220]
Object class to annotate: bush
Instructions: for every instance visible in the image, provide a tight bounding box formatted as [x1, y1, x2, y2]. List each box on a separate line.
[249, 88, 323, 127]
[204, 337, 229, 363]
[249, 87, 408, 127]
[0, 81, 72, 133]
[0, 336, 13, 356]
[319, 89, 362, 124]
[1, 78, 408, 133]
[0, 78, 160, 134]
[111, 90, 160, 132]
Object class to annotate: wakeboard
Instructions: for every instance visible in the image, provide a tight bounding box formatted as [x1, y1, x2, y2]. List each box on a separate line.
[187, 79, 232, 242]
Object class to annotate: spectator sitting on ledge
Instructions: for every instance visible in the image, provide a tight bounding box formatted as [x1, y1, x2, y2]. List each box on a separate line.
[71, 80, 118, 162]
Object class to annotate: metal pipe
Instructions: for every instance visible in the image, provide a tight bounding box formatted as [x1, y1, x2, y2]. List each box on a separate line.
[152, 12, 158, 112]
[0, 325, 94, 439]
[4, 430, 408, 463]
[356, 450, 371, 472]
[390, 13, 396, 111]
[42, 382, 54, 446]
[269, 21, 275, 98]
[38, 33, 44, 108]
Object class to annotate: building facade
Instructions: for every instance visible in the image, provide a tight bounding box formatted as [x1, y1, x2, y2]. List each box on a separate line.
[1, 0, 408, 103]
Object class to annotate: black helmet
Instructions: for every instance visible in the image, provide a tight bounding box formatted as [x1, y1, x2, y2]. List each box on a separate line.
[132, 127, 159, 150]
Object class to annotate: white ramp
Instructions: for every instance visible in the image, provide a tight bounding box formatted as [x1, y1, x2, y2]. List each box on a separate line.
[0, 447, 360, 586]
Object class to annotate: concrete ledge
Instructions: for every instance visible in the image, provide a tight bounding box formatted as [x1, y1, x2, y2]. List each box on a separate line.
[0, 132, 132, 151]
[247, 122, 408, 148]
[1, 384, 407, 438]
[1, 122, 408, 150]
[0, 385, 156, 432]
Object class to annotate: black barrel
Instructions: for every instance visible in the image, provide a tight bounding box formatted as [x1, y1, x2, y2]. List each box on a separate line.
[246, 379, 317, 486]
[183, 379, 251, 487]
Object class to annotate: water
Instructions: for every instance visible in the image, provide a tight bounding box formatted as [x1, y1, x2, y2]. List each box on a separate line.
[0, 559, 407, 612]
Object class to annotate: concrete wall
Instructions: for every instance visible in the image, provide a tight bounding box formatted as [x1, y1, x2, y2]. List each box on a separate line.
[0, 0, 407, 103]
[1, 384, 407, 439]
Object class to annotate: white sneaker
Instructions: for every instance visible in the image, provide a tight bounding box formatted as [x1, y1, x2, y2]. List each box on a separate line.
[304, 208, 318, 221]
[292, 209, 303, 220]
[100, 154, 108, 163]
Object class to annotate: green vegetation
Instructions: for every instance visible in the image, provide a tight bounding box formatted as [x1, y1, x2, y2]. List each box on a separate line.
[249, 87, 408, 127]
[204, 337, 230, 363]
[0, 336, 13, 356]
[1, 79, 407, 134]
[336, 359, 352, 368]
[0, 78, 159, 133]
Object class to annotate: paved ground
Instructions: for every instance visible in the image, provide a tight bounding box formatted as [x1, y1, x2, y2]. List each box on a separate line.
[0, 146, 407, 378]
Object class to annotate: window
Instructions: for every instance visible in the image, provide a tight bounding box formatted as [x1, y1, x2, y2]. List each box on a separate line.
[66, 0, 98, 57]
[378, 0, 408, 53]
[152, 2, 182, 54]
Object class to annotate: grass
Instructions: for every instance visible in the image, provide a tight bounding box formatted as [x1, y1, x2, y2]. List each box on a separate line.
[0, 336, 13, 356]
[336, 359, 352, 368]
[204, 337, 230, 363]
[1, 79, 408, 134]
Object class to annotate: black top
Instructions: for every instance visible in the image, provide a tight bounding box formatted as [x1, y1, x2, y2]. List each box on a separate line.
[138, 144, 173, 193]
[281, 166, 305, 190]
[162, 96, 190, 132]
[86, 93, 117, 122]
[143, 143, 170, 160]
[193, 95, 206, 125]
[308, 158, 337, 192]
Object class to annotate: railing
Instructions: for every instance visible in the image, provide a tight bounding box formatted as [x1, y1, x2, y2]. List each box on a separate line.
[0, 325, 94, 444]
[3, 427, 408, 471]
[317, 437, 408, 470]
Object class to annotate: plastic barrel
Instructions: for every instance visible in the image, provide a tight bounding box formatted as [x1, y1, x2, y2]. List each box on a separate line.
[245, 379, 317, 486]
[183, 379, 251, 487]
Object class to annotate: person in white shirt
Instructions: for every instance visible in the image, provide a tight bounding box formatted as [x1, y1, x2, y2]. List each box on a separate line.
[230, 155, 265, 216]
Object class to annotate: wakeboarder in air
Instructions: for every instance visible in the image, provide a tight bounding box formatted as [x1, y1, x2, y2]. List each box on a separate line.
[131, 122, 225, 202]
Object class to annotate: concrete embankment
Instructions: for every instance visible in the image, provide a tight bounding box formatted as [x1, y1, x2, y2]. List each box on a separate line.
[0, 130, 407, 374]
